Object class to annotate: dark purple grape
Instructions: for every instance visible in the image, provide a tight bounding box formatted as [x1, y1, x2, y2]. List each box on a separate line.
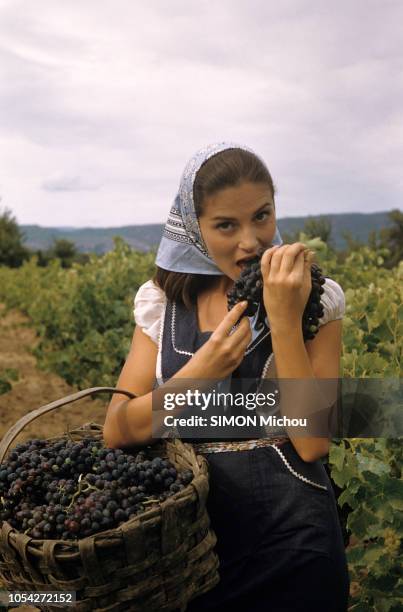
[1, 436, 195, 540]
[227, 250, 326, 341]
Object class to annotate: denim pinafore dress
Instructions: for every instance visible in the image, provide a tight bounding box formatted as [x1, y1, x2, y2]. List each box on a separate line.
[159, 299, 350, 612]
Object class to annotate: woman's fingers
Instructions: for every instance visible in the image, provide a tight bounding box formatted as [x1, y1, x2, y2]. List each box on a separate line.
[277, 243, 306, 275]
[261, 245, 281, 277]
[229, 315, 252, 339]
[290, 248, 306, 281]
[263, 244, 293, 275]
[303, 250, 315, 277]
[263, 243, 311, 277]
[215, 301, 249, 339]
[285, 248, 315, 288]
[232, 317, 252, 349]
[238, 316, 252, 338]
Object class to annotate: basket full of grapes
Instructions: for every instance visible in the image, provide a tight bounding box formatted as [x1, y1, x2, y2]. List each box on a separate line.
[0, 387, 220, 612]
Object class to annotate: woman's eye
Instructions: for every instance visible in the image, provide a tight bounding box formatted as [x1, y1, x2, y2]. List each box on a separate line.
[216, 211, 270, 231]
[256, 211, 270, 221]
[216, 222, 234, 230]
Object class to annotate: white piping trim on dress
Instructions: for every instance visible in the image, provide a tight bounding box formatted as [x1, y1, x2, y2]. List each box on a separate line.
[256, 352, 274, 393]
[158, 298, 180, 438]
[156, 299, 167, 382]
[270, 443, 328, 491]
[171, 302, 195, 356]
[172, 301, 271, 357]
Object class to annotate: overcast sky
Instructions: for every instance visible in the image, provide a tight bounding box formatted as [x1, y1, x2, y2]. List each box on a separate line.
[0, 0, 402, 228]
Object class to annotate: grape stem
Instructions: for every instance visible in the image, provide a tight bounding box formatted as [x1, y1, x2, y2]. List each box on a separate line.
[65, 474, 98, 511]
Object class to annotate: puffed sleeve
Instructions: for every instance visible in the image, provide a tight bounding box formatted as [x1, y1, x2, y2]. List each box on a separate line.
[133, 280, 166, 346]
[317, 278, 346, 327]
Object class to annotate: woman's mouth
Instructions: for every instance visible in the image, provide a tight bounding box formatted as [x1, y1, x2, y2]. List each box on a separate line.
[237, 257, 258, 269]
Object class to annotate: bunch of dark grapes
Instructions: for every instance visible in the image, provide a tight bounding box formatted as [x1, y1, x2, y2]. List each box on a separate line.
[227, 249, 326, 340]
[0, 438, 194, 541]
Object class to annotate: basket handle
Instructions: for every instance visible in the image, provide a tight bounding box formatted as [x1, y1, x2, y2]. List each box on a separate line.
[0, 386, 137, 465]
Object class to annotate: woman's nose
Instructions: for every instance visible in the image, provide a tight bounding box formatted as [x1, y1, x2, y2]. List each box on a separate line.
[238, 230, 259, 251]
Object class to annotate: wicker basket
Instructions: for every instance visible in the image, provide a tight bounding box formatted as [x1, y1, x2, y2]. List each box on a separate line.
[0, 387, 220, 612]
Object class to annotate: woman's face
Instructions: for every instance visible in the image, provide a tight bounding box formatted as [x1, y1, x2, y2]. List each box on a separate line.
[198, 181, 277, 281]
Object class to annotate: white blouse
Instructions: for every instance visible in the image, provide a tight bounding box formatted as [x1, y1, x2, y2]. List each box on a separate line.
[134, 277, 346, 344]
[133, 278, 346, 379]
[133, 277, 345, 379]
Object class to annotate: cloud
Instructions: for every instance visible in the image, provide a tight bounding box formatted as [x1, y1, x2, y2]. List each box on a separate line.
[41, 175, 102, 192]
[0, 0, 401, 226]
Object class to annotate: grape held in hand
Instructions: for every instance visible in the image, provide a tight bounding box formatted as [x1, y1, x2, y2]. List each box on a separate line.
[227, 248, 326, 340]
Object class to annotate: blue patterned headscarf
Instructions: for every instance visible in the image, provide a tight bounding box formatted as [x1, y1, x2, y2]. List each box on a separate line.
[155, 141, 283, 274]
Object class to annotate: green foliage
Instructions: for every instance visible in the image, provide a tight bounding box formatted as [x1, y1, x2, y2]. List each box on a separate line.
[0, 237, 156, 387]
[297, 233, 329, 254]
[46, 238, 78, 268]
[302, 216, 333, 246]
[281, 217, 334, 248]
[310, 243, 402, 609]
[0, 368, 19, 395]
[33, 238, 91, 268]
[312, 245, 402, 377]
[0, 236, 401, 608]
[343, 209, 403, 270]
[377, 209, 403, 269]
[329, 439, 402, 610]
[0, 205, 30, 267]
[0, 204, 91, 269]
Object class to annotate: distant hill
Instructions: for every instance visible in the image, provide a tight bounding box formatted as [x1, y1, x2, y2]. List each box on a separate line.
[20, 211, 396, 254]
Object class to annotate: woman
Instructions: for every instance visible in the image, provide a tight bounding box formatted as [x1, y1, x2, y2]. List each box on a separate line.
[103, 142, 350, 611]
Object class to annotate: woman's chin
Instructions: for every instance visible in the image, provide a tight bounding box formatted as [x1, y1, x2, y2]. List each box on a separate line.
[222, 274, 237, 292]
[225, 266, 241, 287]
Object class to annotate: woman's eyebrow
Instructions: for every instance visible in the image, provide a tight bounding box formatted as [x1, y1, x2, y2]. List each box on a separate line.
[211, 202, 272, 221]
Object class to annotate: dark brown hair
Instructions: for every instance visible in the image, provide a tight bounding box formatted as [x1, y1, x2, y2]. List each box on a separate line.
[152, 148, 276, 310]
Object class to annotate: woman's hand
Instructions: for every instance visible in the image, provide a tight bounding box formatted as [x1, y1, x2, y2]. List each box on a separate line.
[260, 243, 315, 330]
[190, 301, 252, 379]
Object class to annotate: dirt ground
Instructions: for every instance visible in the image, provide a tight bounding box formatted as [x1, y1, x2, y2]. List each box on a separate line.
[0, 304, 110, 446]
